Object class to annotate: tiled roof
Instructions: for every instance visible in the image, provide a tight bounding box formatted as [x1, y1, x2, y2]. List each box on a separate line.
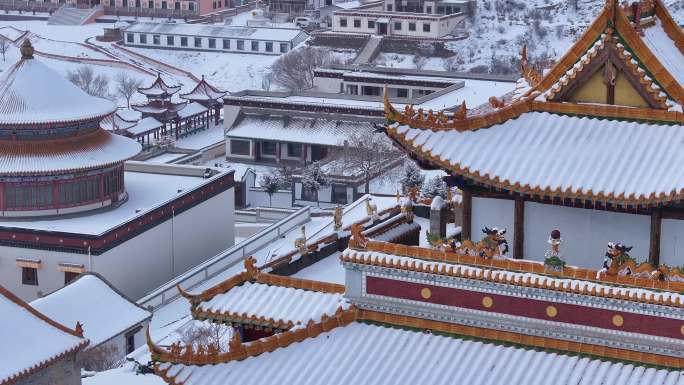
[180, 77, 225, 102]
[177, 102, 208, 119]
[0, 54, 116, 126]
[343, 239, 684, 305]
[389, 112, 684, 205]
[0, 129, 141, 176]
[138, 73, 181, 98]
[155, 322, 684, 385]
[227, 114, 374, 146]
[195, 281, 349, 327]
[31, 273, 151, 346]
[0, 285, 87, 385]
[99, 112, 137, 131]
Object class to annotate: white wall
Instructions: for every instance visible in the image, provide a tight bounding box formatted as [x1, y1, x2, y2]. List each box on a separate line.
[0, 188, 234, 301]
[248, 188, 292, 208]
[471, 197, 514, 253]
[331, 13, 460, 37]
[523, 202, 650, 268]
[660, 219, 684, 267]
[313, 76, 342, 93]
[125, 32, 291, 55]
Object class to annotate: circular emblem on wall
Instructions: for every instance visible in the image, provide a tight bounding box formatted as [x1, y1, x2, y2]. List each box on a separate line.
[482, 296, 493, 308]
[421, 288, 432, 299]
[680, 324, 684, 336]
[612, 314, 624, 327]
[546, 305, 558, 318]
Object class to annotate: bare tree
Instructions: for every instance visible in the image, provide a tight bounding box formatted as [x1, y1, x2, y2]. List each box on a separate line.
[333, 130, 401, 194]
[0, 38, 10, 62]
[269, 46, 342, 91]
[67, 65, 110, 99]
[413, 55, 428, 70]
[115, 71, 142, 108]
[79, 344, 122, 372]
[178, 322, 231, 352]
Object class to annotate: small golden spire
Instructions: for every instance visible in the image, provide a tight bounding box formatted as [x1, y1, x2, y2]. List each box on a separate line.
[20, 39, 34, 60]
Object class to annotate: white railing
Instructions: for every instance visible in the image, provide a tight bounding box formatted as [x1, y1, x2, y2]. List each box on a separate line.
[137, 206, 311, 309]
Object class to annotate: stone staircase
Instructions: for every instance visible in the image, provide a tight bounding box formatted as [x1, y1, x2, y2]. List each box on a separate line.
[353, 35, 383, 65]
[47, 6, 97, 25]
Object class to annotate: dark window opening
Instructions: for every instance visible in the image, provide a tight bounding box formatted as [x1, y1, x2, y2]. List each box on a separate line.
[287, 143, 303, 158]
[22, 267, 38, 286]
[231, 140, 251, 156]
[64, 271, 79, 285]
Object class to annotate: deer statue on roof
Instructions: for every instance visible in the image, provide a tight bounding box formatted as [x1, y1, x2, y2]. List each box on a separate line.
[457, 227, 509, 259]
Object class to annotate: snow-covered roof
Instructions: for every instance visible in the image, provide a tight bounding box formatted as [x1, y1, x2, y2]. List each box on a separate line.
[390, 111, 684, 204]
[31, 274, 151, 347]
[643, 20, 684, 91]
[0, 164, 228, 235]
[0, 47, 116, 126]
[138, 73, 181, 98]
[180, 77, 226, 102]
[0, 285, 87, 384]
[195, 281, 348, 326]
[125, 22, 306, 43]
[343, 247, 684, 303]
[177, 102, 208, 119]
[126, 116, 164, 136]
[0, 129, 141, 176]
[332, 0, 363, 9]
[156, 322, 684, 385]
[100, 112, 138, 131]
[227, 115, 373, 146]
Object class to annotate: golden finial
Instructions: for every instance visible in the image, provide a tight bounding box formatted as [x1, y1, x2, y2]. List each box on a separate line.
[20, 39, 34, 60]
[333, 206, 343, 231]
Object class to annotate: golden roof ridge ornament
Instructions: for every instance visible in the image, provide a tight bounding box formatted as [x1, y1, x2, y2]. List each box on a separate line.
[20, 39, 34, 60]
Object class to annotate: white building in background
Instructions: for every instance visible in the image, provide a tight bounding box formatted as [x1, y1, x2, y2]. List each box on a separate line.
[0, 43, 236, 302]
[123, 22, 309, 55]
[31, 273, 152, 359]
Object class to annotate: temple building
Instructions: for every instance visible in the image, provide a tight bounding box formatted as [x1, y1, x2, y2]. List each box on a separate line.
[0, 41, 236, 302]
[134, 2, 684, 382]
[180, 76, 226, 127]
[383, 0, 684, 269]
[1, 284, 88, 385]
[132, 74, 218, 145]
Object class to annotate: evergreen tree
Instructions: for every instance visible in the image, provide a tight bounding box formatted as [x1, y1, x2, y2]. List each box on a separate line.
[400, 162, 425, 193]
[259, 172, 285, 206]
[301, 162, 329, 207]
[421, 175, 447, 199]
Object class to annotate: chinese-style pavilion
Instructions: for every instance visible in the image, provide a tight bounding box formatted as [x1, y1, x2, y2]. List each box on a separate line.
[180, 75, 226, 126]
[383, 0, 684, 269]
[0, 40, 141, 217]
[132, 73, 186, 140]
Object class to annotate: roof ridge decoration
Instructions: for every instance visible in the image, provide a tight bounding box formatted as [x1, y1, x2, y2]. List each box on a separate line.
[383, 0, 684, 134]
[180, 75, 227, 101]
[345, 239, 684, 300]
[148, 307, 358, 368]
[138, 73, 182, 97]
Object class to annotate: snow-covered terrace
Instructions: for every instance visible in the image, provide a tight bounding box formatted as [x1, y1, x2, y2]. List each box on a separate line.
[0, 162, 232, 235]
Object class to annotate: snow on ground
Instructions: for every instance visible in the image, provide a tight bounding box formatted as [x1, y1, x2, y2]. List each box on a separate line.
[125, 46, 278, 92]
[293, 251, 345, 284]
[174, 123, 225, 150]
[145, 152, 186, 164]
[38, 57, 154, 106]
[202, 157, 279, 181]
[0, 20, 112, 43]
[83, 366, 165, 385]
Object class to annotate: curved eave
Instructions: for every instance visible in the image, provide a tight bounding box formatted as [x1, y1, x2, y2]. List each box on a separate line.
[385, 122, 684, 206]
[0, 106, 117, 128]
[0, 130, 142, 177]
